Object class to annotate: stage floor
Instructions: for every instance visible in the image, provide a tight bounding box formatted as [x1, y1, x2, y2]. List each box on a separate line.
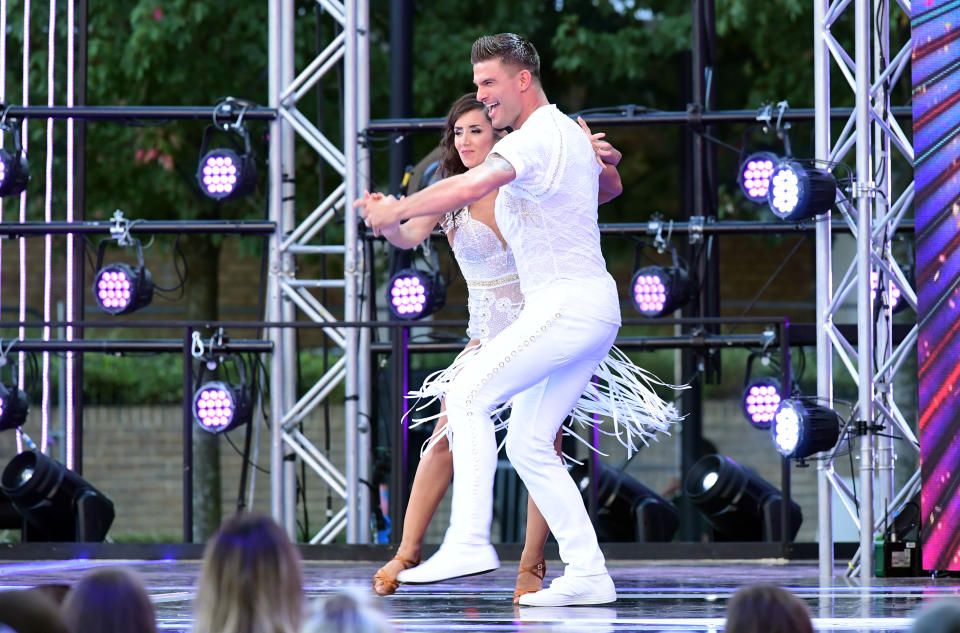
[1, 557, 954, 631]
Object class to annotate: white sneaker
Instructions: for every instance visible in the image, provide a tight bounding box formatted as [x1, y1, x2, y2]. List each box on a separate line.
[517, 572, 617, 607]
[396, 541, 499, 584]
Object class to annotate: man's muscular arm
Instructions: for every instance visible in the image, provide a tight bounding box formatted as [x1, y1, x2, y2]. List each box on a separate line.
[357, 154, 516, 231]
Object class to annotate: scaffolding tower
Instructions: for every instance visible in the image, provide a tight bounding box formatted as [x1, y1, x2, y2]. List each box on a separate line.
[267, 0, 371, 543]
[814, 0, 917, 580]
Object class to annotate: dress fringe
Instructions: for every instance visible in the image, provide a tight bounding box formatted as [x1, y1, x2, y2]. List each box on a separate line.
[404, 344, 684, 458]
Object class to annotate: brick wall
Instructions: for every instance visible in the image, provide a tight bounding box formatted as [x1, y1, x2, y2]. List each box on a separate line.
[0, 404, 348, 540]
[0, 394, 913, 544]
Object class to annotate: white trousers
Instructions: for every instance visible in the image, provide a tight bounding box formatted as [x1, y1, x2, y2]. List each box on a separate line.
[443, 279, 620, 577]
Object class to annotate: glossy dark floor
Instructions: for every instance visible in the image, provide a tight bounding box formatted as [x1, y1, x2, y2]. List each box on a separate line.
[1, 557, 953, 631]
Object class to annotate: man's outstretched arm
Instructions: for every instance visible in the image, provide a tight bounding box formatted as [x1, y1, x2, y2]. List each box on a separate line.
[357, 154, 516, 232]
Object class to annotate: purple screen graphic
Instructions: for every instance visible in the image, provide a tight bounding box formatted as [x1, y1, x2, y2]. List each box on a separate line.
[913, 0, 960, 571]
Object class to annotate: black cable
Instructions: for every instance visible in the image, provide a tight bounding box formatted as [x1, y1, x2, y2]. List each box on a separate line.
[795, 346, 807, 385]
[698, 130, 742, 155]
[847, 429, 859, 511]
[154, 233, 189, 296]
[727, 235, 808, 334]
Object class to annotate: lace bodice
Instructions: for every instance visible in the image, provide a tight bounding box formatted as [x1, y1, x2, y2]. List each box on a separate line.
[441, 207, 523, 343]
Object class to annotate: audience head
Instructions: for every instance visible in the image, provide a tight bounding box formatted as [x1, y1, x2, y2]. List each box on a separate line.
[193, 512, 304, 633]
[911, 599, 960, 633]
[24, 585, 71, 607]
[61, 567, 156, 633]
[301, 589, 392, 633]
[724, 583, 813, 633]
[0, 588, 70, 633]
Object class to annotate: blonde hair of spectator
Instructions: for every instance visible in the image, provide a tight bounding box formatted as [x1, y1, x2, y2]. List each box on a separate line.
[301, 589, 393, 633]
[192, 513, 304, 633]
[724, 583, 813, 633]
[61, 567, 156, 633]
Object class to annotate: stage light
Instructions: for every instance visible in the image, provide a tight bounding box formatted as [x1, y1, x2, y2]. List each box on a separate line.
[772, 398, 840, 460]
[0, 123, 29, 198]
[742, 377, 783, 430]
[871, 270, 907, 313]
[196, 123, 258, 201]
[93, 237, 154, 316]
[630, 266, 694, 317]
[686, 453, 802, 541]
[630, 240, 695, 318]
[571, 457, 679, 542]
[738, 151, 778, 204]
[193, 380, 253, 434]
[767, 160, 837, 221]
[0, 450, 114, 541]
[93, 263, 154, 315]
[387, 267, 446, 321]
[0, 382, 29, 432]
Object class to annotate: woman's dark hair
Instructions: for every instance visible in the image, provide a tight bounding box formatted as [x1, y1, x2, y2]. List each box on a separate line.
[438, 93, 487, 177]
[61, 568, 156, 633]
[724, 584, 813, 633]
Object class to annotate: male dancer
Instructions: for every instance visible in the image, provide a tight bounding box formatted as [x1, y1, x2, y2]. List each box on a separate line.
[358, 33, 621, 607]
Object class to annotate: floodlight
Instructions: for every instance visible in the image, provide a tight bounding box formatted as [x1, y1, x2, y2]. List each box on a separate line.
[196, 123, 258, 201]
[571, 458, 679, 542]
[387, 267, 446, 320]
[630, 265, 694, 318]
[738, 151, 778, 204]
[871, 270, 908, 314]
[685, 453, 802, 542]
[772, 398, 840, 460]
[1, 450, 115, 541]
[767, 160, 837, 221]
[742, 377, 783, 430]
[193, 380, 253, 434]
[630, 241, 695, 318]
[0, 382, 29, 432]
[0, 122, 29, 198]
[93, 238, 154, 315]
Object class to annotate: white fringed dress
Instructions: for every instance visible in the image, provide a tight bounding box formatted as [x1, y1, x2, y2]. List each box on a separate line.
[406, 205, 682, 457]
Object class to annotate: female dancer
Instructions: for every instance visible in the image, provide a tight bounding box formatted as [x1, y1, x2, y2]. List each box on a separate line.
[371, 94, 670, 600]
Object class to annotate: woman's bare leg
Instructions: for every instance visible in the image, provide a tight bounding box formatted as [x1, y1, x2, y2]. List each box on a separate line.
[514, 429, 564, 599]
[373, 405, 452, 595]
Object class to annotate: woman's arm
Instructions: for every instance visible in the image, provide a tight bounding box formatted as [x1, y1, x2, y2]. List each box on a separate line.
[578, 116, 623, 204]
[379, 213, 444, 249]
[358, 155, 516, 233]
[597, 160, 623, 204]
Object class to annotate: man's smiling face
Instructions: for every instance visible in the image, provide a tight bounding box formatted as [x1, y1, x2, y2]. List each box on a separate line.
[473, 58, 523, 130]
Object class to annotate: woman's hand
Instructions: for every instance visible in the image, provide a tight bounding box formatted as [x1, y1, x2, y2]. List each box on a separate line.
[578, 116, 622, 167]
[354, 191, 400, 237]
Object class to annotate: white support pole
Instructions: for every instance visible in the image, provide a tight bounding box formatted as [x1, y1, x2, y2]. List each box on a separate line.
[267, 0, 286, 525]
[356, 0, 372, 543]
[855, 0, 876, 582]
[873, 0, 896, 532]
[343, 0, 362, 543]
[280, 0, 300, 539]
[814, 0, 834, 582]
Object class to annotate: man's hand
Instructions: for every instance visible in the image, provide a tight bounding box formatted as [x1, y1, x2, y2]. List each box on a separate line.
[353, 191, 401, 237]
[578, 116, 622, 167]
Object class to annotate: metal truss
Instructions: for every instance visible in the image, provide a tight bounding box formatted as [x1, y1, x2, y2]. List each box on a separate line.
[814, 0, 917, 580]
[267, 0, 371, 543]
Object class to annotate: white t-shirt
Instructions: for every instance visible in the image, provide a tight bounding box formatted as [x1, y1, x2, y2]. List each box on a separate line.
[491, 104, 619, 321]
